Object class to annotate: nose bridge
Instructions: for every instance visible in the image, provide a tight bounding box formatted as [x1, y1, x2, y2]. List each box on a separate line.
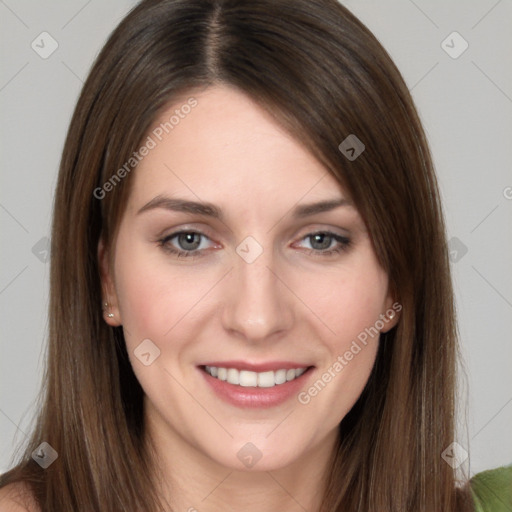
[221, 235, 292, 340]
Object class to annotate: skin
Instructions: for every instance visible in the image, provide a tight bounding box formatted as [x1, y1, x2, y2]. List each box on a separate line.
[99, 85, 399, 512]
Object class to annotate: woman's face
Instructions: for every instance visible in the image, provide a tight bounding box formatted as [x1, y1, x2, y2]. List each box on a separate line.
[100, 85, 398, 472]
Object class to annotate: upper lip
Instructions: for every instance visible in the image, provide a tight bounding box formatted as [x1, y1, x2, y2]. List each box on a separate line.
[199, 360, 314, 372]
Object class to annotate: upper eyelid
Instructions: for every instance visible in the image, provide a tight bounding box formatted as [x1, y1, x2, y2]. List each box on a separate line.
[159, 220, 351, 235]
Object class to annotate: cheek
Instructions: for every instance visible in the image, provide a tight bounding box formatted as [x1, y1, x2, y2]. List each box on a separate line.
[300, 264, 388, 346]
[114, 263, 158, 342]
[113, 242, 200, 347]
[293, 257, 387, 402]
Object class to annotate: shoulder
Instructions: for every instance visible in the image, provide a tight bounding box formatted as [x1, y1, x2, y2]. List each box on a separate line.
[0, 482, 40, 512]
[470, 464, 512, 512]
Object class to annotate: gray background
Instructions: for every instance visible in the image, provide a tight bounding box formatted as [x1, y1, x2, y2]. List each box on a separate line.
[1, 0, 511, 477]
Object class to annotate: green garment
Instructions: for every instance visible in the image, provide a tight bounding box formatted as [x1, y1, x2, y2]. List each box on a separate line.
[471, 464, 512, 511]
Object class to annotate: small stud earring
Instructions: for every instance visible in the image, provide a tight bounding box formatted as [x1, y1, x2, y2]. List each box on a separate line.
[388, 310, 396, 320]
[103, 301, 114, 318]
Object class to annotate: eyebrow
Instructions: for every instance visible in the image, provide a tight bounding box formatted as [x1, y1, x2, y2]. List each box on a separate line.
[136, 195, 352, 219]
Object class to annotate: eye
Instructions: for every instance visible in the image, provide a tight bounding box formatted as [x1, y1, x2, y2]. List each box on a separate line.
[158, 231, 214, 259]
[295, 231, 351, 257]
[157, 230, 351, 260]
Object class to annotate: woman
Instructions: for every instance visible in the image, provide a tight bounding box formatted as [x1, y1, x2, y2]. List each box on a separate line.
[0, 0, 510, 510]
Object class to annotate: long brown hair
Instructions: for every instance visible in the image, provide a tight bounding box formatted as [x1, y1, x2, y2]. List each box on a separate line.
[1, 0, 474, 510]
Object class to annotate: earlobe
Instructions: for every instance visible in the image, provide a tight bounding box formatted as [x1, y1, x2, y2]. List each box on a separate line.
[381, 296, 401, 333]
[97, 237, 122, 326]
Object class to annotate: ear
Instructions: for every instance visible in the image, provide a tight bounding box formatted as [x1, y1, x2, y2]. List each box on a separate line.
[98, 237, 122, 326]
[380, 289, 401, 333]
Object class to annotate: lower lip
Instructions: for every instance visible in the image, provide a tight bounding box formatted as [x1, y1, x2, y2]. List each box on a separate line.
[198, 366, 315, 409]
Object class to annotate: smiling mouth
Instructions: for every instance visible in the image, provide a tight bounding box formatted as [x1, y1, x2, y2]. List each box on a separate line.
[199, 365, 314, 388]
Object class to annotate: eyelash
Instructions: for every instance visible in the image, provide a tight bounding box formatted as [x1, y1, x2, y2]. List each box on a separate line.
[157, 230, 351, 259]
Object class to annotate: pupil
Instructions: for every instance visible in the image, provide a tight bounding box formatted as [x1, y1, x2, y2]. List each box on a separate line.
[312, 233, 331, 250]
[179, 233, 200, 250]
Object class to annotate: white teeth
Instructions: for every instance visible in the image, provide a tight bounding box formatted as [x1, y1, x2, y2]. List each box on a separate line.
[227, 368, 239, 385]
[204, 366, 309, 387]
[275, 369, 287, 385]
[257, 371, 275, 388]
[239, 370, 258, 387]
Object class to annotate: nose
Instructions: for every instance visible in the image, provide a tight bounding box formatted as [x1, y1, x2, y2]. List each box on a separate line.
[221, 241, 294, 343]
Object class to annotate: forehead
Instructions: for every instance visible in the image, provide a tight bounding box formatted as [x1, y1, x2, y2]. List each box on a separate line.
[127, 85, 346, 214]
